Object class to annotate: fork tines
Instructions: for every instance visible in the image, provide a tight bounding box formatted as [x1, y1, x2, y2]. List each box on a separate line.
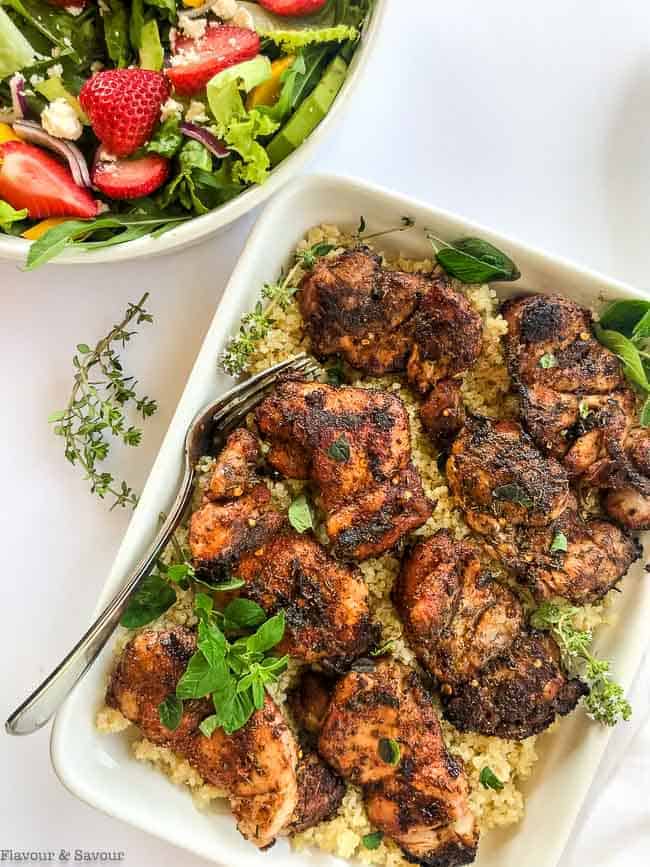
[214, 353, 322, 433]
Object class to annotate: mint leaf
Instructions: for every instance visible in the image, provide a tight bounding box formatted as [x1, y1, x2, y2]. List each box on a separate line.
[434, 237, 520, 284]
[246, 611, 285, 654]
[378, 737, 400, 766]
[175, 652, 228, 699]
[158, 694, 183, 731]
[362, 831, 383, 850]
[223, 598, 266, 630]
[550, 531, 568, 553]
[479, 766, 504, 790]
[327, 435, 350, 462]
[288, 494, 314, 533]
[120, 572, 176, 628]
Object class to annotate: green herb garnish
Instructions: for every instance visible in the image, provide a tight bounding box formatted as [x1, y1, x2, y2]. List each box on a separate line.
[479, 766, 504, 791]
[531, 601, 631, 726]
[370, 639, 395, 657]
[378, 737, 400, 766]
[550, 531, 568, 553]
[578, 400, 591, 419]
[428, 234, 520, 284]
[326, 356, 346, 386]
[48, 294, 156, 509]
[120, 571, 177, 629]
[327, 435, 350, 462]
[492, 483, 533, 508]
[158, 694, 183, 732]
[539, 353, 558, 369]
[593, 300, 650, 426]
[297, 241, 336, 269]
[170, 594, 288, 735]
[288, 494, 315, 533]
[362, 831, 384, 850]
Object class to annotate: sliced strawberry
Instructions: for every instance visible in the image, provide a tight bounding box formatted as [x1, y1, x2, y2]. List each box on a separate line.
[166, 25, 260, 96]
[91, 149, 170, 200]
[0, 141, 98, 219]
[80, 69, 171, 158]
[258, 0, 327, 15]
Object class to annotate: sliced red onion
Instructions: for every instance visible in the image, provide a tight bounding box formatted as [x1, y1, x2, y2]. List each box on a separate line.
[10, 74, 28, 120]
[180, 122, 229, 159]
[12, 119, 91, 188]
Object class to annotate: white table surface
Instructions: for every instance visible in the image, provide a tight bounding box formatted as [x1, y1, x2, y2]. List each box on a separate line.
[2, 0, 649, 863]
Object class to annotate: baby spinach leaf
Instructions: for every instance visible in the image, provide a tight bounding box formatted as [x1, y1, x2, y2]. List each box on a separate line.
[598, 300, 650, 337]
[434, 237, 521, 284]
[101, 0, 131, 67]
[158, 694, 183, 731]
[288, 494, 314, 533]
[593, 326, 649, 392]
[120, 572, 176, 628]
[479, 766, 504, 791]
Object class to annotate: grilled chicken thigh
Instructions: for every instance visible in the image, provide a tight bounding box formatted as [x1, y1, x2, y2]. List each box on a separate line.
[189, 428, 372, 664]
[256, 379, 431, 559]
[497, 500, 640, 604]
[236, 531, 372, 665]
[446, 417, 637, 604]
[420, 379, 467, 447]
[502, 293, 650, 529]
[317, 660, 479, 867]
[287, 752, 346, 834]
[298, 247, 426, 376]
[106, 628, 299, 849]
[298, 248, 483, 442]
[393, 531, 524, 686]
[394, 533, 586, 739]
[446, 415, 571, 536]
[443, 631, 588, 740]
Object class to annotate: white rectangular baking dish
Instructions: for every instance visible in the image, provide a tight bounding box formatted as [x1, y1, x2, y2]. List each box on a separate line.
[51, 174, 650, 867]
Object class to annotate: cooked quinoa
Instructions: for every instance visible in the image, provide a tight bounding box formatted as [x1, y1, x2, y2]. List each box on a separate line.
[97, 223, 610, 866]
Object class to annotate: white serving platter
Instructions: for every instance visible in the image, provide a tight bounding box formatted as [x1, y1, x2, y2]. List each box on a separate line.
[51, 174, 650, 867]
[0, 1, 386, 266]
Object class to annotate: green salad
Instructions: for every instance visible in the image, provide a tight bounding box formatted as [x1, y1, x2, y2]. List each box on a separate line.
[0, 0, 374, 267]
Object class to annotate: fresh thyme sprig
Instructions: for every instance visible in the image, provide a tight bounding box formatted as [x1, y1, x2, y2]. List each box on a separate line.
[220, 217, 418, 377]
[531, 601, 631, 726]
[49, 293, 157, 509]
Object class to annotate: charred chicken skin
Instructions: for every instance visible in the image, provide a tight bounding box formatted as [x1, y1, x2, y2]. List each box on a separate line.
[446, 415, 571, 537]
[106, 628, 298, 849]
[315, 660, 479, 867]
[255, 378, 432, 559]
[446, 416, 637, 604]
[188, 428, 372, 664]
[502, 293, 650, 529]
[393, 533, 587, 739]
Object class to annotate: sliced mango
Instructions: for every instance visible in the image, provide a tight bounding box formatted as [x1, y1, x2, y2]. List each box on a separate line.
[0, 122, 21, 144]
[22, 217, 69, 241]
[246, 55, 295, 110]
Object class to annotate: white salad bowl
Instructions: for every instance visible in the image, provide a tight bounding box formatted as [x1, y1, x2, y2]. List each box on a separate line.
[0, 1, 386, 267]
[51, 174, 650, 867]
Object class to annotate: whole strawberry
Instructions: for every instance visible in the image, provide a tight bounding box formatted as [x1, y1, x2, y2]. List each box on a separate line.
[80, 69, 170, 158]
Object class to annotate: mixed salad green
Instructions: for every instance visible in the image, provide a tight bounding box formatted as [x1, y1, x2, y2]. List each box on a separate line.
[0, 0, 374, 267]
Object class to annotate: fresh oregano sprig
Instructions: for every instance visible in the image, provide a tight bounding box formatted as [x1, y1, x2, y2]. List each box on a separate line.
[531, 600, 631, 726]
[48, 293, 157, 509]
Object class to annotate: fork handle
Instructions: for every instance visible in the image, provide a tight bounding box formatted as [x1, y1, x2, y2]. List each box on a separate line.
[5, 469, 195, 736]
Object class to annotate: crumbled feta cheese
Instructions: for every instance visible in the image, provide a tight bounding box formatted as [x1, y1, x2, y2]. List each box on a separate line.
[96, 200, 110, 213]
[160, 97, 184, 121]
[64, 4, 84, 15]
[212, 0, 238, 20]
[169, 48, 202, 67]
[178, 15, 207, 40]
[29, 74, 44, 87]
[51, 46, 62, 58]
[47, 64, 63, 79]
[90, 60, 104, 74]
[40, 98, 83, 141]
[185, 100, 209, 123]
[231, 7, 254, 29]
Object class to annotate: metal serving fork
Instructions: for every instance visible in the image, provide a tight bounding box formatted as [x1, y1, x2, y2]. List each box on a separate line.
[6, 353, 321, 736]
